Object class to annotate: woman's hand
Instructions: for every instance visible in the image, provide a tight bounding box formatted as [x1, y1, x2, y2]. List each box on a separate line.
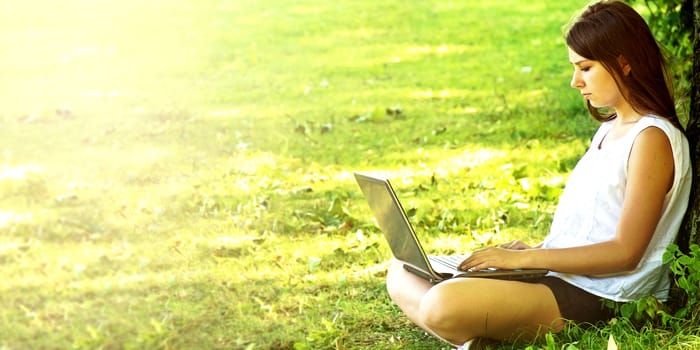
[458, 247, 525, 271]
[498, 240, 533, 250]
[458, 241, 539, 271]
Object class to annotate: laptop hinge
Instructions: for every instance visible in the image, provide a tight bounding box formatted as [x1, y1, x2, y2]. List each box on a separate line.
[402, 263, 448, 284]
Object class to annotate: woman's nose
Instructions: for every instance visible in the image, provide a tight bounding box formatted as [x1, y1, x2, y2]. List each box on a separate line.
[570, 71, 583, 89]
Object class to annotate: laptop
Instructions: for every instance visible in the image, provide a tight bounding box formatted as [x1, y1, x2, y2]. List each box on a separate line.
[354, 172, 548, 284]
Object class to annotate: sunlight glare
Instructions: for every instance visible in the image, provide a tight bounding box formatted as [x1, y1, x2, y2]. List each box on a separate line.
[0, 165, 43, 181]
[0, 210, 33, 228]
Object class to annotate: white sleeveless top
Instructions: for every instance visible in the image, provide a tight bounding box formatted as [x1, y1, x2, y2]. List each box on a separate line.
[542, 115, 692, 302]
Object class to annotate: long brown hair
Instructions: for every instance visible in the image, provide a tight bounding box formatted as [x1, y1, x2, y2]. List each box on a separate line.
[565, 0, 685, 132]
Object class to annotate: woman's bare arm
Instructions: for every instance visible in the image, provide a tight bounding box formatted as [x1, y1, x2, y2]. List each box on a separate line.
[460, 127, 674, 275]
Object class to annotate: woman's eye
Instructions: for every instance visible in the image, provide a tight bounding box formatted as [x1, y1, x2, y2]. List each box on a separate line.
[581, 67, 591, 72]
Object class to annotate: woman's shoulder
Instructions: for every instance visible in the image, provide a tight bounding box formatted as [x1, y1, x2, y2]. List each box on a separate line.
[633, 115, 686, 145]
[635, 115, 691, 173]
[637, 114, 679, 132]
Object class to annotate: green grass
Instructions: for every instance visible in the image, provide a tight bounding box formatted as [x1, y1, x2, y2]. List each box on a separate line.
[1, 0, 698, 349]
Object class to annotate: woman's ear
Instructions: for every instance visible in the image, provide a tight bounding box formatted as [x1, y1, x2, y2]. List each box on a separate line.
[617, 55, 631, 76]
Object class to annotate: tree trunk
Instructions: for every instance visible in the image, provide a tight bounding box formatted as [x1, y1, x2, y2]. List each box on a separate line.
[679, 0, 700, 252]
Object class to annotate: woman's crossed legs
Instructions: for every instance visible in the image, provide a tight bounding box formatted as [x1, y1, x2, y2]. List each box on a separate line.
[386, 261, 565, 346]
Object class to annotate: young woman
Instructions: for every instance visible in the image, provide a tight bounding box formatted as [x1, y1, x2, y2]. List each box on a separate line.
[385, 1, 692, 347]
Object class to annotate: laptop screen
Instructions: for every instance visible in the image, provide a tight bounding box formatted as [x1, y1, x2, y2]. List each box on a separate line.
[354, 172, 432, 273]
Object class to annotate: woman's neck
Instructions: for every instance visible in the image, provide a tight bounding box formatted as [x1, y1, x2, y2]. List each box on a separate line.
[613, 101, 644, 125]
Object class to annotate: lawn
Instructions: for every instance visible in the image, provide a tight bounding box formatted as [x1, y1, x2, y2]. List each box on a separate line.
[1, 0, 697, 349]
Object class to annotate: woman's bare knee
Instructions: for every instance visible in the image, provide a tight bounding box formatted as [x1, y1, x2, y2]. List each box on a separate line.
[385, 261, 404, 301]
[416, 278, 563, 344]
[418, 281, 478, 344]
[385, 261, 435, 330]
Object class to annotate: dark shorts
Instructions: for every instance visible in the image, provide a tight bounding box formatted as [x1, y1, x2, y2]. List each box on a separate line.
[531, 276, 616, 324]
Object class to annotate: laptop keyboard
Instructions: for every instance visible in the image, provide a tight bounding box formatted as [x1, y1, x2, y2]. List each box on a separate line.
[430, 255, 467, 270]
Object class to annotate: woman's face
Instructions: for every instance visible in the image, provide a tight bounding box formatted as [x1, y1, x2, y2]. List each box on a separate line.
[568, 47, 626, 110]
